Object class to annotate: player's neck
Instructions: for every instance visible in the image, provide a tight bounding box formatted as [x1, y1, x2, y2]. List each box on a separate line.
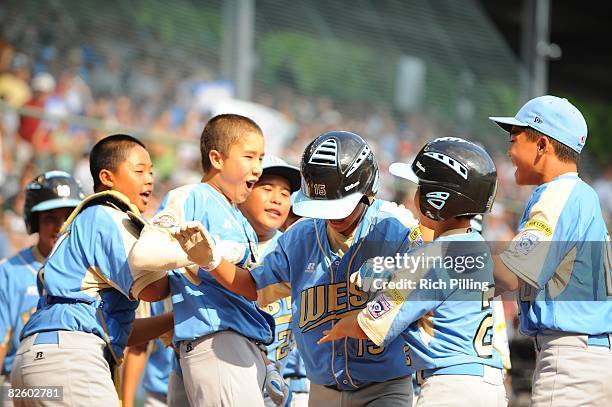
[36, 241, 51, 258]
[256, 228, 276, 243]
[431, 218, 472, 239]
[203, 177, 234, 205]
[540, 160, 578, 184]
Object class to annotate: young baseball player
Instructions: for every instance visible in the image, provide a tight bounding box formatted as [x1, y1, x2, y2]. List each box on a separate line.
[489, 96, 612, 406]
[238, 155, 301, 406]
[0, 171, 83, 407]
[10, 134, 175, 407]
[173, 131, 425, 406]
[319, 137, 507, 407]
[145, 113, 272, 407]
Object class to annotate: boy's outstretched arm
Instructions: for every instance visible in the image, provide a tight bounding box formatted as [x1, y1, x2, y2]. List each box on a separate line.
[127, 312, 174, 346]
[129, 223, 194, 272]
[172, 222, 258, 301]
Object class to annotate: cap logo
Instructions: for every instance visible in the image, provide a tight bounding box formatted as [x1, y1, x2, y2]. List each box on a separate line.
[423, 152, 468, 179]
[56, 184, 71, 198]
[534, 116, 542, 124]
[313, 184, 327, 197]
[426, 191, 449, 210]
[416, 161, 426, 172]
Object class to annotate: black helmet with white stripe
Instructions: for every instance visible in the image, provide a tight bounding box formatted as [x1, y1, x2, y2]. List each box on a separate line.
[390, 137, 497, 221]
[293, 131, 379, 219]
[24, 171, 84, 234]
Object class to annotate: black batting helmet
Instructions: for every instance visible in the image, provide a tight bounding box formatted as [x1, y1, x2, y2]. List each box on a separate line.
[390, 137, 497, 221]
[293, 131, 379, 219]
[24, 171, 84, 234]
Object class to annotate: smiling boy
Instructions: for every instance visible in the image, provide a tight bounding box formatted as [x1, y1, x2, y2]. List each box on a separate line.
[238, 155, 301, 406]
[489, 96, 612, 406]
[148, 114, 272, 407]
[10, 135, 173, 406]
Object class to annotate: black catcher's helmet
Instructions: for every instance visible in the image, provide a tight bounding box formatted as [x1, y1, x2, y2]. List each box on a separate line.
[24, 171, 84, 234]
[390, 137, 497, 221]
[293, 131, 379, 219]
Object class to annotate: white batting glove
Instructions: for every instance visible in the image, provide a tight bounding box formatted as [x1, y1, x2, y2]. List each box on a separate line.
[350, 258, 383, 295]
[171, 221, 221, 271]
[265, 362, 289, 406]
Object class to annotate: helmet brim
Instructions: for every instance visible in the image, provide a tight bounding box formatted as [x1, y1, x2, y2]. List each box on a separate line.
[389, 162, 419, 184]
[31, 198, 81, 213]
[292, 190, 364, 220]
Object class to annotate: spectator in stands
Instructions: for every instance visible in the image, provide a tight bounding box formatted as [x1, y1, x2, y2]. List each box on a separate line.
[0, 53, 31, 108]
[18, 72, 55, 150]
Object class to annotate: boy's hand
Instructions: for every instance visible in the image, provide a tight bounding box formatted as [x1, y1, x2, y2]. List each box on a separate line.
[171, 221, 221, 271]
[349, 258, 381, 295]
[318, 312, 369, 344]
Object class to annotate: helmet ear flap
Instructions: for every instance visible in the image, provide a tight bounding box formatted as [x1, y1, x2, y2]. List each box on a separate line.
[418, 183, 457, 221]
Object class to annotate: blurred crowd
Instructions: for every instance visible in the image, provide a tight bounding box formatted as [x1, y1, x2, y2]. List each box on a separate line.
[0, 18, 610, 347]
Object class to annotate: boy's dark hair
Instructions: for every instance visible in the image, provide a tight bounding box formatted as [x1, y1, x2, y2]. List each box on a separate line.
[524, 127, 579, 164]
[200, 114, 263, 173]
[90, 134, 146, 191]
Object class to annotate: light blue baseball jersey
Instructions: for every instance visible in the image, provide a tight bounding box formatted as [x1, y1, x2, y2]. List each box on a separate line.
[250, 199, 421, 390]
[500, 172, 611, 336]
[21, 198, 165, 360]
[0, 247, 42, 374]
[143, 300, 174, 396]
[358, 231, 502, 374]
[153, 183, 272, 344]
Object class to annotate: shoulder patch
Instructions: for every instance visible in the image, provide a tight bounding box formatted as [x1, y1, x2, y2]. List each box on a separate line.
[151, 212, 179, 229]
[367, 294, 393, 319]
[524, 219, 553, 237]
[386, 288, 404, 304]
[409, 227, 423, 243]
[514, 231, 541, 255]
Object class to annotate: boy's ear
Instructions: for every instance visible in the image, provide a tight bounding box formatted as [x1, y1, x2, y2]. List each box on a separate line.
[209, 149, 224, 171]
[537, 136, 550, 155]
[98, 169, 114, 189]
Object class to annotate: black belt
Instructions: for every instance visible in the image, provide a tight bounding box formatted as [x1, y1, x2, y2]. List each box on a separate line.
[323, 380, 374, 392]
[323, 375, 410, 392]
[46, 295, 93, 305]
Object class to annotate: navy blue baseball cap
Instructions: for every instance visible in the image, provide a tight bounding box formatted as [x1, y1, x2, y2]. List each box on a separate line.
[489, 95, 588, 153]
